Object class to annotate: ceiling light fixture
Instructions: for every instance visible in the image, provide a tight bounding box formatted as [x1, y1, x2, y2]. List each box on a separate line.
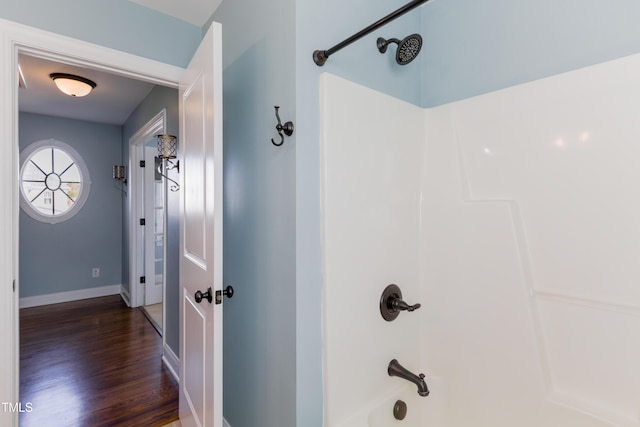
[50, 73, 96, 97]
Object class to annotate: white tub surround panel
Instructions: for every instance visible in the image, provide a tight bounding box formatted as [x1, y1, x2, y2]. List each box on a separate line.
[420, 107, 546, 426]
[451, 53, 640, 425]
[320, 73, 424, 427]
[454, 53, 640, 305]
[420, 104, 616, 427]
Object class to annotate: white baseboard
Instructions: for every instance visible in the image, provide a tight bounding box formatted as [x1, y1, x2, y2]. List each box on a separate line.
[19, 284, 122, 308]
[162, 343, 180, 383]
[120, 285, 131, 307]
[224, 417, 231, 427]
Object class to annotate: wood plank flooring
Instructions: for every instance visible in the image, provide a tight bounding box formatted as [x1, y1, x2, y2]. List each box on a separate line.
[19, 295, 178, 427]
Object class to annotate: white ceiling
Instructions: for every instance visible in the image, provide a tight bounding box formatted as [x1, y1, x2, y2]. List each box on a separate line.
[128, 0, 223, 27]
[18, 54, 157, 125]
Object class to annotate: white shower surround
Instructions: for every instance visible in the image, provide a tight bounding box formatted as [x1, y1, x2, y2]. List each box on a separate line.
[321, 53, 640, 427]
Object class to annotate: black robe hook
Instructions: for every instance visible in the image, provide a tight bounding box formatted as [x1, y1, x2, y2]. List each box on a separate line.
[271, 106, 294, 146]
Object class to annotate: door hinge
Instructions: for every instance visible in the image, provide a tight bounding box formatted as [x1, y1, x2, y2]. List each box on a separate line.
[140, 218, 146, 226]
[140, 160, 146, 167]
[140, 276, 146, 284]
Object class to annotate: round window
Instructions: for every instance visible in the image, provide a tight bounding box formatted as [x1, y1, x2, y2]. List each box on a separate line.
[20, 139, 91, 223]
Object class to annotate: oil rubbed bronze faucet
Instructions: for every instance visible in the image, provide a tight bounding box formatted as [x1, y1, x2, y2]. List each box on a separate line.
[380, 284, 421, 321]
[388, 359, 429, 397]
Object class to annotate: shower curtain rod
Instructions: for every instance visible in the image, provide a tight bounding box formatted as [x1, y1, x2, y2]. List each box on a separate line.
[313, 0, 430, 66]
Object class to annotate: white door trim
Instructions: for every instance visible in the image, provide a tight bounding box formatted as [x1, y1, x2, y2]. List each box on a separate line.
[128, 109, 166, 309]
[0, 18, 185, 426]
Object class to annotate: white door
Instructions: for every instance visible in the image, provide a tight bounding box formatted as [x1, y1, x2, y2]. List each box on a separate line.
[179, 22, 223, 427]
[144, 146, 164, 306]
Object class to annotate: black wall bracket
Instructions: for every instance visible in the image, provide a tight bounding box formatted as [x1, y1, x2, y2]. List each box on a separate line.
[271, 106, 294, 146]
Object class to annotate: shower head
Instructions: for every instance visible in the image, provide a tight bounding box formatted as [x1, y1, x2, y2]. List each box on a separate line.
[377, 33, 423, 65]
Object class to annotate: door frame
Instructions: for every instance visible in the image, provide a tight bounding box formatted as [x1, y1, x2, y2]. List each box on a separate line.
[0, 18, 184, 426]
[128, 109, 167, 309]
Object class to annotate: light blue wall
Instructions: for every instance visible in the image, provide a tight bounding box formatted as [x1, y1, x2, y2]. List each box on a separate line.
[0, 0, 201, 68]
[122, 85, 179, 355]
[209, 1, 297, 426]
[421, 0, 640, 106]
[19, 113, 122, 298]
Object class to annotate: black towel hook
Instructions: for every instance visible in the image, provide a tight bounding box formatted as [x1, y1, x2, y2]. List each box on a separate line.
[271, 106, 294, 146]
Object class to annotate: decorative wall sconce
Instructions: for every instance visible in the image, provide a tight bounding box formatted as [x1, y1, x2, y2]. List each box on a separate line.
[156, 134, 180, 192]
[113, 165, 126, 181]
[271, 106, 294, 146]
[113, 165, 126, 194]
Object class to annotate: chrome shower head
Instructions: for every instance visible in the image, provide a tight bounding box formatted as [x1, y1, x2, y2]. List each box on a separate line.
[377, 33, 423, 65]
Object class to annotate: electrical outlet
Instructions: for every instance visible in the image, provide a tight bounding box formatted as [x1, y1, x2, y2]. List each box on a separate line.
[92, 268, 100, 278]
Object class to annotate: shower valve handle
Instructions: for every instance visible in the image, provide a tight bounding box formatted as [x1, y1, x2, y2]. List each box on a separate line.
[380, 284, 422, 321]
[392, 298, 421, 312]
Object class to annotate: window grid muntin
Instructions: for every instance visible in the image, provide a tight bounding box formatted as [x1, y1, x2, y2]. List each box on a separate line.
[20, 139, 91, 224]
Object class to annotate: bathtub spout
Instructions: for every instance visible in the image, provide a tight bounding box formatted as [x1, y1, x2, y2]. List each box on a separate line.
[388, 359, 430, 397]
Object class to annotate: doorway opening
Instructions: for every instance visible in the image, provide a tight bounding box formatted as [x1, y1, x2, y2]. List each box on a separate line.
[129, 110, 170, 336]
[8, 28, 183, 425]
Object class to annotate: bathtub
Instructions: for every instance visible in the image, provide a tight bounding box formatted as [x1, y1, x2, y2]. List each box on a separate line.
[330, 377, 446, 427]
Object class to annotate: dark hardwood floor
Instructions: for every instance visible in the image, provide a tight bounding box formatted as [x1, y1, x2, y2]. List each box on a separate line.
[19, 295, 178, 427]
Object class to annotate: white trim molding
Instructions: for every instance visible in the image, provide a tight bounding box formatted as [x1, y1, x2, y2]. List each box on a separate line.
[0, 19, 20, 427]
[128, 109, 167, 309]
[162, 343, 180, 383]
[19, 138, 92, 224]
[120, 285, 131, 307]
[0, 18, 184, 87]
[19, 284, 123, 309]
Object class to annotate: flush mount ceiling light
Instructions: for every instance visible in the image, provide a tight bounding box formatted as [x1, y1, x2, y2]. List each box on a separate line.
[49, 73, 96, 97]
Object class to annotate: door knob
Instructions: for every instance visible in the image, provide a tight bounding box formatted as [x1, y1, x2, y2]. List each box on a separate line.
[194, 287, 213, 304]
[215, 285, 234, 304]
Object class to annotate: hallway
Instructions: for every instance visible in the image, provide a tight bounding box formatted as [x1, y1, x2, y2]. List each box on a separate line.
[19, 295, 178, 427]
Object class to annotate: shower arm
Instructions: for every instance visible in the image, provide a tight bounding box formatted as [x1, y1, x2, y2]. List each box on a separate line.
[313, 0, 430, 66]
